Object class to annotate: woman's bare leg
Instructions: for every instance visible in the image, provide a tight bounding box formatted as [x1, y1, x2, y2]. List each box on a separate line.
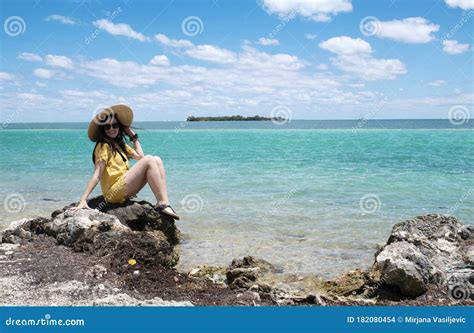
[153, 156, 168, 201]
[124, 155, 169, 204]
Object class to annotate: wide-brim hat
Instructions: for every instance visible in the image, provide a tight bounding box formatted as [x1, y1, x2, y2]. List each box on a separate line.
[88, 104, 134, 142]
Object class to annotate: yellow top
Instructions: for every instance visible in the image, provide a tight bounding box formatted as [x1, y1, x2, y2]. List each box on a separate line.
[94, 142, 135, 203]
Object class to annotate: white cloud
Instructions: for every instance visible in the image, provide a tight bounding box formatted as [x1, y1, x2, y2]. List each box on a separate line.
[17, 53, 73, 69]
[391, 93, 474, 108]
[45, 14, 78, 25]
[428, 80, 446, 87]
[185, 45, 238, 64]
[17, 52, 42, 62]
[0, 72, 16, 81]
[33, 68, 56, 79]
[319, 36, 372, 54]
[305, 33, 317, 40]
[154, 33, 193, 48]
[93, 19, 149, 42]
[44, 55, 73, 69]
[375, 17, 439, 43]
[155, 33, 303, 69]
[81, 58, 164, 88]
[320, 36, 406, 80]
[79, 48, 321, 105]
[442, 39, 470, 54]
[149, 55, 170, 66]
[10, 33, 421, 122]
[445, 0, 474, 10]
[238, 45, 305, 70]
[331, 55, 406, 80]
[261, 0, 352, 22]
[33, 68, 68, 80]
[257, 37, 280, 46]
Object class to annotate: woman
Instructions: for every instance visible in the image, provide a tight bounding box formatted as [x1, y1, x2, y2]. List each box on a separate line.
[72, 104, 180, 220]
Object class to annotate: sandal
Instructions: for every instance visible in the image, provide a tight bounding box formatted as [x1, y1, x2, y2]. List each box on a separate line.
[155, 203, 180, 220]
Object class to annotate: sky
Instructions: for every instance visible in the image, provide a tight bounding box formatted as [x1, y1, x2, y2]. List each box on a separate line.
[0, 0, 473, 122]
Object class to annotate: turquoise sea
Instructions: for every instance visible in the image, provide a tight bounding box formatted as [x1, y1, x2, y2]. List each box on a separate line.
[0, 120, 472, 277]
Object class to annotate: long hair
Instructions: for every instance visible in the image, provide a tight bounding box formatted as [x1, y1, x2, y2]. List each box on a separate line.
[92, 118, 129, 164]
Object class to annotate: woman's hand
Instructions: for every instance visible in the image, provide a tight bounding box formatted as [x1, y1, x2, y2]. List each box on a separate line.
[70, 199, 91, 211]
[124, 127, 135, 137]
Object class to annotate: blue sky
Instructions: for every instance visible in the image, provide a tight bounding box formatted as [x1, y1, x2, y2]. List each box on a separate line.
[0, 0, 473, 122]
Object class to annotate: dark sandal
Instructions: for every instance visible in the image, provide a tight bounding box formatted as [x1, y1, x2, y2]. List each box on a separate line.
[155, 203, 180, 220]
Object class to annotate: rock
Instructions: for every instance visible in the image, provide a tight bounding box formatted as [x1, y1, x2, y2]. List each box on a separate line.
[236, 290, 261, 305]
[226, 256, 279, 292]
[91, 293, 193, 306]
[229, 256, 280, 274]
[464, 245, 474, 265]
[188, 265, 227, 284]
[375, 242, 432, 297]
[324, 269, 367, 297]
[0, 243, 20, 252]
[291, 293, 327, 306]
[1, 198, 181, 271]
[227, 267, 260, 283]
[373, 214, 473, 298]
[44, 209, 129, 246]
[88, 264, 107, 279]
[52, 196, 180, 245]
[0, 217, 49, 244]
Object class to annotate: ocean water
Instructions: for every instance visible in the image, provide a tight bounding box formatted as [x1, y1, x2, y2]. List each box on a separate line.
[0, 120, 472, 277]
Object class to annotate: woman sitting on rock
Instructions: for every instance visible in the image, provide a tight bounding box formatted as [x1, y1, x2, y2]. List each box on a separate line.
[72, 104, 180, 220]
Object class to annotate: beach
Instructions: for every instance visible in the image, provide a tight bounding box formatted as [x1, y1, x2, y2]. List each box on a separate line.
[1, 197, 472, 306]
[0, 120, 473, 279]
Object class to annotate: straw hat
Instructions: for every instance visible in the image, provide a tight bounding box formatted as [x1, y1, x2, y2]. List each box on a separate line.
[88, 104, 134, 142]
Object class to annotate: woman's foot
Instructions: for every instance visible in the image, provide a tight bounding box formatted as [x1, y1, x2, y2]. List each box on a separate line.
[155, 203, 180, 220]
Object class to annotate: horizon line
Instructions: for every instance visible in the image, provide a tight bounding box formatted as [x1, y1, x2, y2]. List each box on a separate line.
[1, 118, 457, 124]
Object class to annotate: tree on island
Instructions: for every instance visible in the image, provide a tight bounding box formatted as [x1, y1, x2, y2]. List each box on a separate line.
[186, 115, 286, 122]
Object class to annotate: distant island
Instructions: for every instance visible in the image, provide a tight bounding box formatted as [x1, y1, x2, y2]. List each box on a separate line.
[186, 115, 286, 122]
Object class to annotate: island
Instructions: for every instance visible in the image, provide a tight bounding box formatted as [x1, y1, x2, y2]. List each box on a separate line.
[186, 115, 286, 122]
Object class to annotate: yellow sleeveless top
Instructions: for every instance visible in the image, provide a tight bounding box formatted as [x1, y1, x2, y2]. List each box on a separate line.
[94, 142, 135, 203]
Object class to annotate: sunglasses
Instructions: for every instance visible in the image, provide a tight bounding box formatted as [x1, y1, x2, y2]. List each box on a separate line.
[103, 123, 119, 130]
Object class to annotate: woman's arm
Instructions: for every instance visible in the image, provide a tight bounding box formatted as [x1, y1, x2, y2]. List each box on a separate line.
[125, 127, 145, 159]
[71, 162, 104, 210]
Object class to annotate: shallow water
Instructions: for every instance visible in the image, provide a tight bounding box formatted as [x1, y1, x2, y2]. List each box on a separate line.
[1, 121, 472, 277]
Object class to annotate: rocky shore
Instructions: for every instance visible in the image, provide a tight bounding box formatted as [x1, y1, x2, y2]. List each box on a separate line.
[1, 197, 472, 306]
